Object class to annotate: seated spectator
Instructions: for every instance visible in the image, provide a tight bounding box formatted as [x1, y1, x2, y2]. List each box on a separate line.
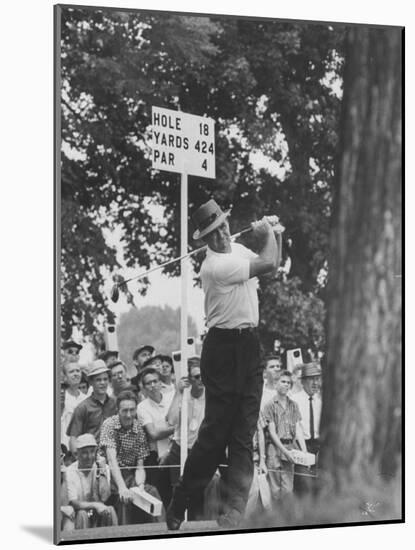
[136, 367, 175, 485]
[109, 360, 134, 397]
[99, 350, 119, 368]
[130, 345, 155, 389]
[66, 360, 117, 455]
[157, 358, 205, 514]
[261, 354, 283, 409]
[66, 434, 117, 529]
[258, 371, 306, 505]
[61, 362, 87, 449]
[158, 355, 176, 397]
[100, 390, 161, 525]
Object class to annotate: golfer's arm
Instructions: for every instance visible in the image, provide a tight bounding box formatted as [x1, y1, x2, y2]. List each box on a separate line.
[249, 227, 279, 278]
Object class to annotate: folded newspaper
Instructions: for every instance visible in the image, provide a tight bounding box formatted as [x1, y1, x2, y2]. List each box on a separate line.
[130, 486, 163, 516]
[289, 450, 316, 466]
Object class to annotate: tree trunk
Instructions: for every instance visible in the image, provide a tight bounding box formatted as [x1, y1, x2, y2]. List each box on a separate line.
[320, 26, 402, 498]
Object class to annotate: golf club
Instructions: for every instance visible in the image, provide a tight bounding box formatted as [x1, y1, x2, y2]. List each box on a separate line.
[110, 216, 285, 303]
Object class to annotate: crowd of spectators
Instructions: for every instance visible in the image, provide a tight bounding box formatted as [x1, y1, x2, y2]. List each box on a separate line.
[59, 340, 322, 531]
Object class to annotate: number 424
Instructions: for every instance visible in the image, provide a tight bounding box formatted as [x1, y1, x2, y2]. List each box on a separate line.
[195, 140, 214, 171]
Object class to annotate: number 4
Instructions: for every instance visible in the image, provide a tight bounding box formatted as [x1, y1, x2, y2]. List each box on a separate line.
[202, 159, 207, 171]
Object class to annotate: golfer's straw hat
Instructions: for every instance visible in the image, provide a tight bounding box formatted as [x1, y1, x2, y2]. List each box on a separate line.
[192, 199, 231, 240]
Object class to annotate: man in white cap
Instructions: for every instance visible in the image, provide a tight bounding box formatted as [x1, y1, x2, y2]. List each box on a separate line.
[65, 433, 117, 529]
[66, 360, 117, 455]
[167, 198, 282, 530]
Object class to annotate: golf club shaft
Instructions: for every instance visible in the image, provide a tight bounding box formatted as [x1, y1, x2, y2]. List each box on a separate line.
[116, 216, 284, 287]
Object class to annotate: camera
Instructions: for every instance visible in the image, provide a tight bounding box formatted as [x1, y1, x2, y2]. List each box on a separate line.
[286, 348, 303, 372]
[105, 324, 118, 351]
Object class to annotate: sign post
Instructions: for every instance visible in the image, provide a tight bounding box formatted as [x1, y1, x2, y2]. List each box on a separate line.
[152, 106, 215, 476]
[180, 170, 189, 474]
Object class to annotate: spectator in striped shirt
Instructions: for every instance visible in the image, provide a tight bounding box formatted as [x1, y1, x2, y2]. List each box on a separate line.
[258, 371, 306, 503]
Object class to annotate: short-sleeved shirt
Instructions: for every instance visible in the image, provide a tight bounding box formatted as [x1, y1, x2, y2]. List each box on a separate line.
[137, 393, 174, 456]
[66, 393, 117, 443]
[260, 395, 301, 458]
[99, 415, 149, 468]
[201, 243, 259, 329]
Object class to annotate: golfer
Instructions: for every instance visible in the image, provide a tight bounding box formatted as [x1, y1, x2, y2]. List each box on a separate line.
[167, 199, 281, 529]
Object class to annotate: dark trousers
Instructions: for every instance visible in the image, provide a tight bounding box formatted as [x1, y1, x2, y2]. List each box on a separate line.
[170, 327, 262, 518]
[157, 441, 204, 519]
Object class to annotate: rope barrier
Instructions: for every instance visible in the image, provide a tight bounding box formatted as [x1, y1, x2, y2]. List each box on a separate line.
[66, 463, 318, 478]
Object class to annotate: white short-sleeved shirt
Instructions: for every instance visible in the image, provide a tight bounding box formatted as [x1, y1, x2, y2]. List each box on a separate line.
[201, 243, 259, 329]
[136, 392, 174, 456]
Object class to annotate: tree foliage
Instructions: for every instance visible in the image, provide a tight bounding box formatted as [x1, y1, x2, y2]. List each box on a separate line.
[258, 276, 326, 353]
[59, 6, 345, 346]
[116, 305, 199, 371]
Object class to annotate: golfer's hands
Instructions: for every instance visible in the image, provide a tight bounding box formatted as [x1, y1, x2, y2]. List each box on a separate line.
[251, 216, 273, 238]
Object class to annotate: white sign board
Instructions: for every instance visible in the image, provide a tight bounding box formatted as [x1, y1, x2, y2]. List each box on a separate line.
[152, 106, 215, 178]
